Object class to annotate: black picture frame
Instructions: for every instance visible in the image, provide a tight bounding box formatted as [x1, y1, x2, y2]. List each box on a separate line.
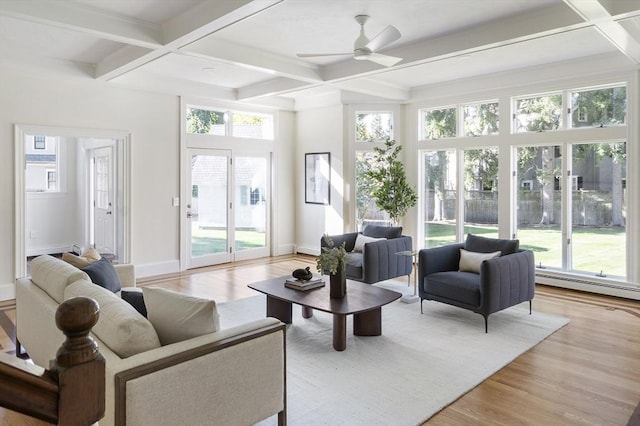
[305, 152, 330, 205]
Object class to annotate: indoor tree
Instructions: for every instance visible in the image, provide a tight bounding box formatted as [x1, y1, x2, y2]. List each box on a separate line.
[365, 139, 417, 225]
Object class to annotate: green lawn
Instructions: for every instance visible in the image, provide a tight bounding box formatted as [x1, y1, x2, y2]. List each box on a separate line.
[191, 228, 266, 256]
[424, 222, 626, 277]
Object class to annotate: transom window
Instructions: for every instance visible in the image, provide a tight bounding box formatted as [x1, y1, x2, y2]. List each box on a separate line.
[186, 106, 274, 140]
[355, 112, 392, 142]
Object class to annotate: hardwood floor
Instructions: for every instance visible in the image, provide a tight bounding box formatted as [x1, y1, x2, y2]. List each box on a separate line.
[1, 254, 639, 425]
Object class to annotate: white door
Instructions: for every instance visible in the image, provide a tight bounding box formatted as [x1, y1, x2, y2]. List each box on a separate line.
[186, 149, 233, 268]
[184, 149, 270, 269]
[91, 147, 115, 255]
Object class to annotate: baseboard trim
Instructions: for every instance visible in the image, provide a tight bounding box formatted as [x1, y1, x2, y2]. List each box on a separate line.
[0, 282, 16, 302]
[275, 244, 295, 256]
[537, 274, 640, 300]
[135, 260, 180, 279]
[296, 245, 320, 256]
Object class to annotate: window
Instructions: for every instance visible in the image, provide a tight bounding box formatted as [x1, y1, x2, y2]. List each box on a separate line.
[186, 106, 274, 140]
[463, 148, 499, 238]
[46, 170, 56, 190]
[513, 93, 562, 133]
[355, 112, 392, 142]
[186, 107, 226, 135]
[34, 135, 45, 150]
[355, 151, 389, 229]
[250, 188, 262, 205]
[422, 150, 457, 247]
[232, 112, 273, 139]
[463, 101, 499, 136]
[422, 107, 456, 139]
[516, 145, 563, 269]
[25, 135, 59, 192]
[570, 85, 626, 128]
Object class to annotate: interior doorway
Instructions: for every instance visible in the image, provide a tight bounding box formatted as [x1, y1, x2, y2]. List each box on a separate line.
[15, 124, 130, 278]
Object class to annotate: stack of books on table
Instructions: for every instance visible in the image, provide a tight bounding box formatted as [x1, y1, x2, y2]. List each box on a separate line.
[284, 277, 325, 291]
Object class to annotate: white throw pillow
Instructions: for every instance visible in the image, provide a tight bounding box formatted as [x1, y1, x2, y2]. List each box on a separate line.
[142, 287, 220, 346]
[353, 234, 386, 253]
[459, 249, 501, 273]
[64, 280, 161, 358]
[31, 255, 90, 303]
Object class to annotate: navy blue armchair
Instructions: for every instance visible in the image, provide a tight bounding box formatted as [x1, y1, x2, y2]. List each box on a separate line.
[417, 234, 535, 332]
[321, 225, 412, 284]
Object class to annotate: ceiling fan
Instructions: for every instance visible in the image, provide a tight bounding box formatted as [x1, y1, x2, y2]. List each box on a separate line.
[297, 15, 402, 67]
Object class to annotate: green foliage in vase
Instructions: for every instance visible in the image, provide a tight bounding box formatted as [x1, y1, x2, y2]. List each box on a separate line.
[365, 139, 418, 224]
[316, 234, 348, 275]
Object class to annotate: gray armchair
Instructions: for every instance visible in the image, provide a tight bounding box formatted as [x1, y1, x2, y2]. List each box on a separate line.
[321, 225, 412, 284]
[417, 234, 535, 332]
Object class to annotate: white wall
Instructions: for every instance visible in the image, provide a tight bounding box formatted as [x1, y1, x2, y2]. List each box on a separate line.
[0, 71, 180, 299]
[295, 104, 346, 255]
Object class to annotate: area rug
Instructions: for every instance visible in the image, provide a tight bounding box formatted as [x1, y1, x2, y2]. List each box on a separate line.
[217, 282, 569, 426]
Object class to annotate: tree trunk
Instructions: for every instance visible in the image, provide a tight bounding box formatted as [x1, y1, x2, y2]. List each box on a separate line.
[611, 160, 624, 226]
[539, 147, 555, 225]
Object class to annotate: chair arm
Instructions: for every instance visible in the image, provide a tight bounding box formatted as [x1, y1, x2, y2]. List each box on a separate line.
[418, 243, 464, 284]
[106, 318, 286, 426]
[113, 264, 136, 288]
[479, 250, 535, 315]
[361, 236, 412, 283]
[321, 232, 358, 252]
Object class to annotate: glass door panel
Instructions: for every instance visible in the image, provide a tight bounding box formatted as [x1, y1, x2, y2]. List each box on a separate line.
[423, 150, 457, 248]
[516, 146, 562, 269]
[234, 154, 270, 260]
[570, 142, 626, 277]
[463, 148, 499, 239]
[187, 150, 231, 268]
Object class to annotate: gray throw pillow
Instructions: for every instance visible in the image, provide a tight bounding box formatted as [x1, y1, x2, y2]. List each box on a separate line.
[363, 225, 402, 239]
[465, 234, 519, 256]
[82, 257, 122, 292]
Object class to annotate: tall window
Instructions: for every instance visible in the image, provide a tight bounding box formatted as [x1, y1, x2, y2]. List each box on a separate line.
[463, 148, 499, 238]
[516, 145, 563, 269]
[25, 135, 59, 192]
[423, 150, 457, 247]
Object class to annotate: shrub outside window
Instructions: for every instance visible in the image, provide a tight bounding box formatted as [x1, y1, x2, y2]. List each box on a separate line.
[514, 93, 562, 133]
[463, 102, 499, 136]
[422, 107, 456, 139]
[356, 112, 392, 142]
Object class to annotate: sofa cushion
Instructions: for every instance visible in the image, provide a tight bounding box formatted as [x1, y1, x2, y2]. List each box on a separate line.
[81, 258, 121, 292]
[459, 249, 501, 273]
[142, 287, 220, 345]
[425, 271, 481, 307]
[65, 280, 161, 358]
[31, 255, 90, 303]
[465, 234, 519, 256]
[363, 225, 402, 239]
[353, 234, 385, 253]
[121, 290, 147, 317]
[345, 252, 363, 279]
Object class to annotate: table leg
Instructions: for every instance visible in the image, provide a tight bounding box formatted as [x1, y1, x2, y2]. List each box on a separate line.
[353, 308, 382, 336]
[333, 314, 347, 351]
[301, 305, 313, 318]
[266, 296, 292, 324]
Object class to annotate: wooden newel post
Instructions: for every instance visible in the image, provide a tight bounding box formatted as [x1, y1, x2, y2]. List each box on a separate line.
[50, 296, 105, 426]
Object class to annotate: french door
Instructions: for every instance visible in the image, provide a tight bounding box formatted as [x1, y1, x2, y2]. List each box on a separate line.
[90, 146, 116, 255]
[185, 149, 269, 269]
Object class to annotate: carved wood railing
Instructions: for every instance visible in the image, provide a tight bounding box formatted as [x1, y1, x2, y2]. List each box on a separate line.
[0, 297, 105, 425]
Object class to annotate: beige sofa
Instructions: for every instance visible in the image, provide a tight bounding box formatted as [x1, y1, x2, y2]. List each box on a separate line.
[16, 255, 286, 426]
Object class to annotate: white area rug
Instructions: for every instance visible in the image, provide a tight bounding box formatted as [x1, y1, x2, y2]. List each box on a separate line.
[218, 281, 569, 426]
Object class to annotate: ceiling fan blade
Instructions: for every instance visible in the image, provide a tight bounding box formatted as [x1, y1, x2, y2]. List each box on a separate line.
[297, 53, 351, 58]
[365, 25, 401, 52]
[367, 53, 402, 67]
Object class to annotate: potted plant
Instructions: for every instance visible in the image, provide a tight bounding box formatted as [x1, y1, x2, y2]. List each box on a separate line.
[316, 234, 348, 298]
[365, 139, 418, 225]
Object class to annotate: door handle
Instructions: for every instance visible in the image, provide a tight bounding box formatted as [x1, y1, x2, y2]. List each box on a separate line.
[106, 211, 112, 215]
[187, 211, 192, 219]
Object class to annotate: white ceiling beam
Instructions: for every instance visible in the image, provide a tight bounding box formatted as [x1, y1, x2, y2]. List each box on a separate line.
[0, 0, 161, 47]
[95, 0, 283, 81]
[181, 38, 323, 83]
[563, 0, 640, 64]
[237, 77, 318, 100]
[332, 78, 410, 102]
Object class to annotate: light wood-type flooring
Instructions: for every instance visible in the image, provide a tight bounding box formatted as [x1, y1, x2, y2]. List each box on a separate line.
[1, 254, 639, 425]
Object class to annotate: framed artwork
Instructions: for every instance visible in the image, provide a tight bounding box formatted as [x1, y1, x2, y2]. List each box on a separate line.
[305, 152, 331, 205]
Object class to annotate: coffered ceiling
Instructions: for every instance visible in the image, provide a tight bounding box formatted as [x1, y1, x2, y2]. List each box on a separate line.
[1, 0, 639, 109]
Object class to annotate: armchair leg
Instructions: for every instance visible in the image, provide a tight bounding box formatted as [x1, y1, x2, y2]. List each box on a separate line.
[529, 300, 532, 315]
[483, 315, 488, 333]
[420, 299, 424, 314]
